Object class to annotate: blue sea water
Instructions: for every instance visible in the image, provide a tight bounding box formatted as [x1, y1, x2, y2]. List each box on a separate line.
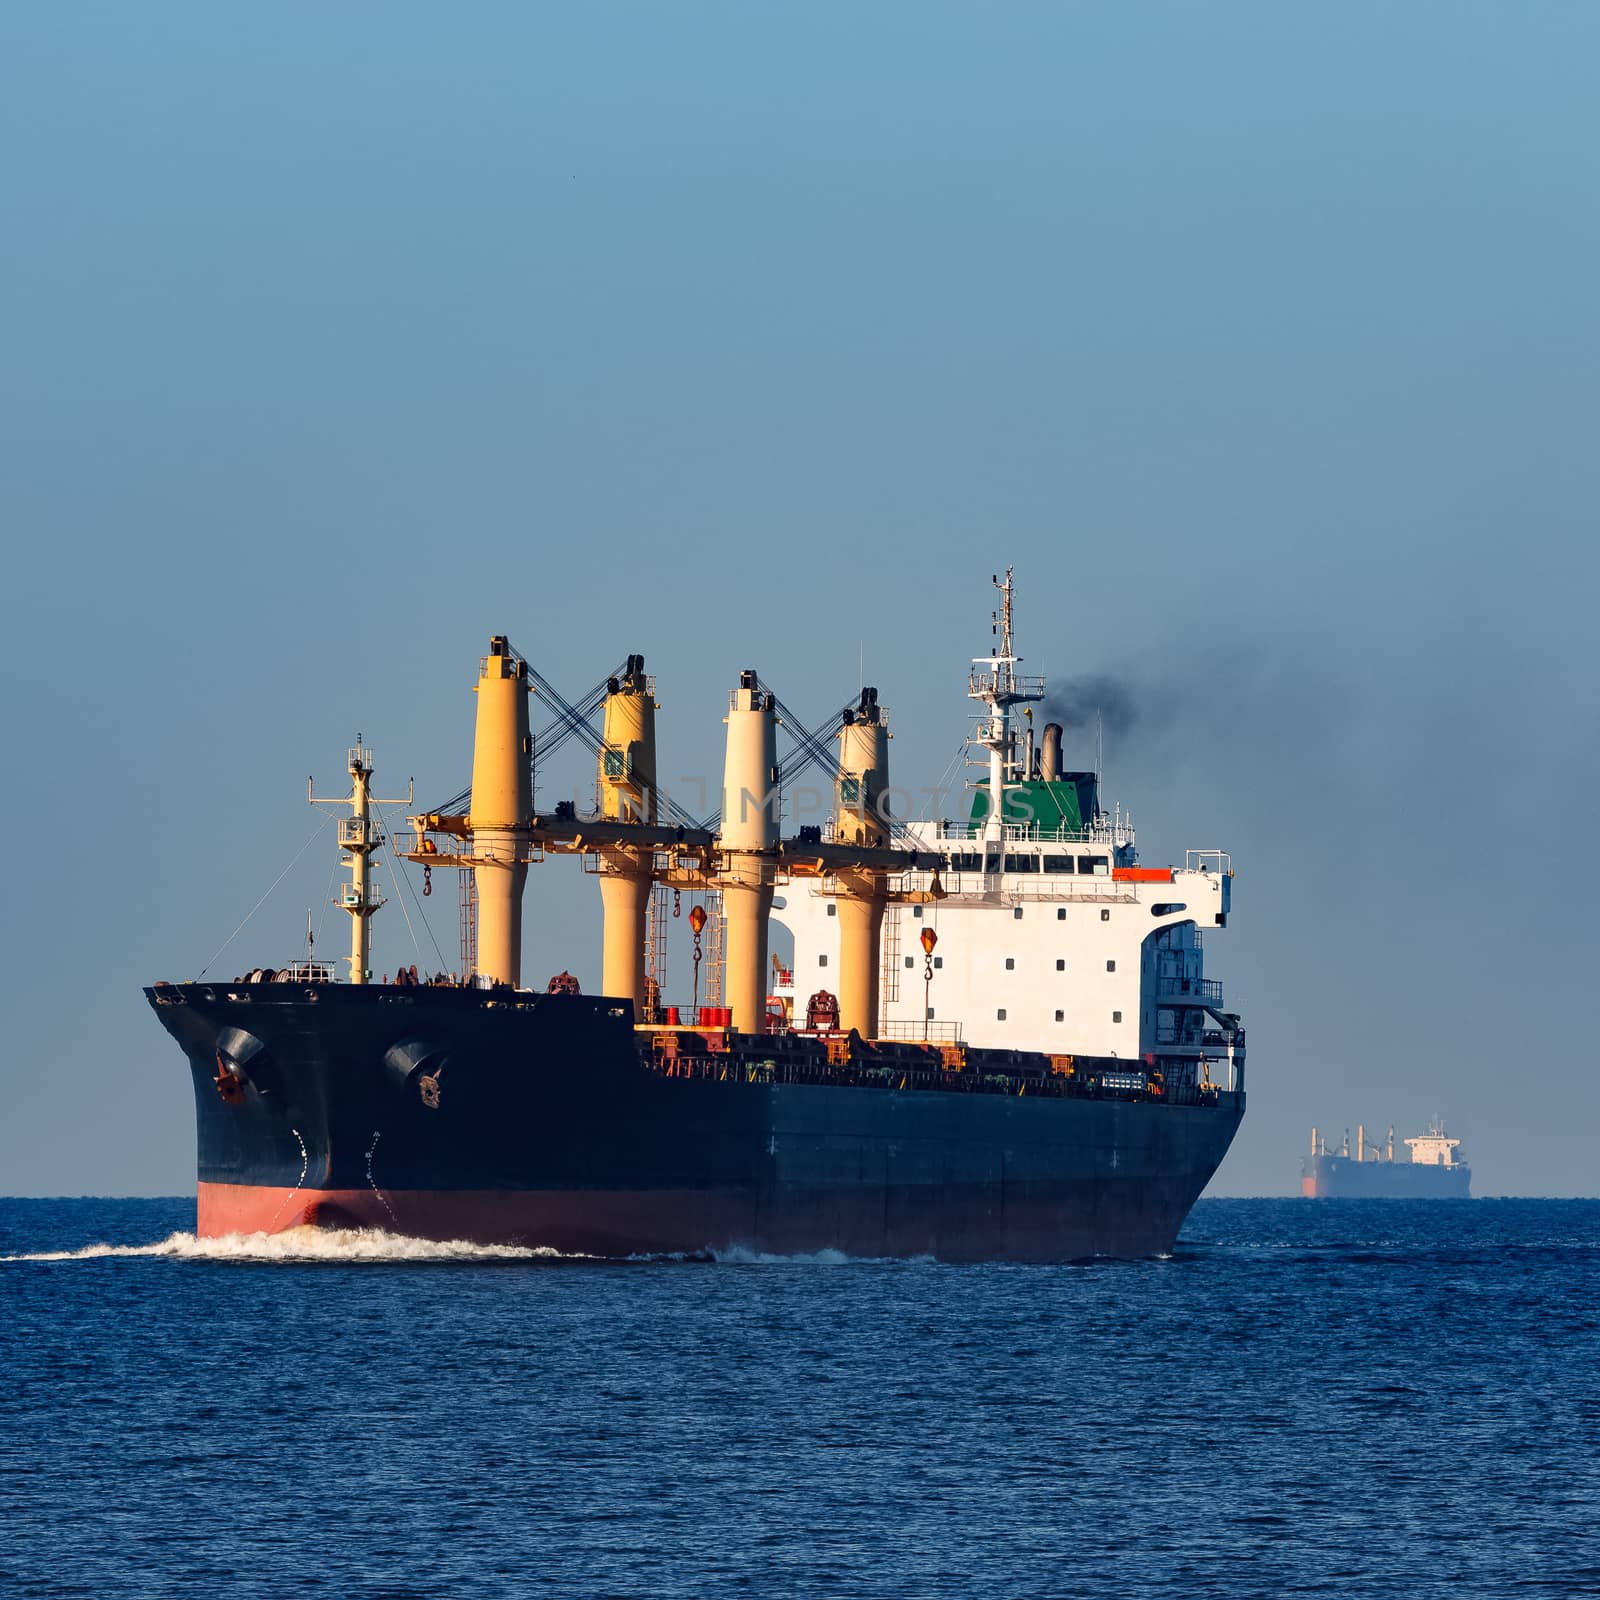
[2, 1199, 1597, 1599]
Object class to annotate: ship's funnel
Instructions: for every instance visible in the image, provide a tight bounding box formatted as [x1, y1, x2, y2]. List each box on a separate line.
[834, 688, 890, 1037]
[598, 656, 658, 1013]
[719, 674, 779, 1032]
[1041, 722, 1063, 783]
[468, 637, 532, 986]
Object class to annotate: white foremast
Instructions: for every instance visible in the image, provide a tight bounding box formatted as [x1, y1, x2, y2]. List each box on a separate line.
[967, 567, 1044, 843]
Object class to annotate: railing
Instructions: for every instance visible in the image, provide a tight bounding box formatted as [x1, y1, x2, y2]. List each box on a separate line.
[338, 882, 384, 910]
[878, 1019, 962, 1045]
[1185, 849, 1231, 876]
[1155, 1025, 1243, 1050]
[1158, 977, 1224, 1004]
[923, 868, 1137, 905]
[933, 818, 1134, 847]
[966, 671, 1045, 699]
[640, 1046, 1227, 1108]
[278, 960, 338, 983]
[338, 817, 382, 850]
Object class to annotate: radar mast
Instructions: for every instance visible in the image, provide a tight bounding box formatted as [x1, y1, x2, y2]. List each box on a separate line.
[967, 568, 1044, 842]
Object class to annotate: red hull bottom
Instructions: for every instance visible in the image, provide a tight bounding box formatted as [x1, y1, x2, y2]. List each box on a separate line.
[197, 1180, 1191, 1262]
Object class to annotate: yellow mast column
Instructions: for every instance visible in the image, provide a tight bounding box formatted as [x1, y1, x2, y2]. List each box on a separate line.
[597, 655, 658, 1016]
[347, 747, 376, 983]
[834, 691, 891, 1038]
[311, 739, 411, 985]
[719, 673, 779, 1033]
[468, 637, 533, 987]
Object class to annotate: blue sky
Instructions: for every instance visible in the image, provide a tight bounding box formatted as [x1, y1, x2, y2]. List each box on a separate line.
[2, 3, 1596, 1195]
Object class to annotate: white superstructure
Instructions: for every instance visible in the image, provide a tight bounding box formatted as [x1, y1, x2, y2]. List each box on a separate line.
[1404, 1120, 1465, 1167]
[770, 572, 1243, 1090]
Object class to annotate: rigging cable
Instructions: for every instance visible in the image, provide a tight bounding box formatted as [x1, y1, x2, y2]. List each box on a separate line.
[312, 851, 341, 958]
[373, 801, 447, 975]
[196, 815, 333, 980]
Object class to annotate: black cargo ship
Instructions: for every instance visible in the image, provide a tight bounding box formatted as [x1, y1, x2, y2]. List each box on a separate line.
[148, 980, 1243, 1260]
[146, 574, 1247, 1260]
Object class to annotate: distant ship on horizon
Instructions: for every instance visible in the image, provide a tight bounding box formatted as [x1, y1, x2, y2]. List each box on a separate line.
[1300, 1120, 1471, 1198]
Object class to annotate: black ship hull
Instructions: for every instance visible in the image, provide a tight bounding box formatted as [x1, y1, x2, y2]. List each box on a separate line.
[1301, 1154, 1471, 1199]
[148, 982, 1245, 1262]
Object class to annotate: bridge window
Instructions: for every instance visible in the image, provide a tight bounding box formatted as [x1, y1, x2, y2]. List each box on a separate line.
[1043, 855, 1074, 874]
[1078, 855, 1109, 876]
[1004, 854, 1038, 873]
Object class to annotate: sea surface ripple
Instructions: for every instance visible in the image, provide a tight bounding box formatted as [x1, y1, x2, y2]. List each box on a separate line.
[2, 1198, 1596, 1599]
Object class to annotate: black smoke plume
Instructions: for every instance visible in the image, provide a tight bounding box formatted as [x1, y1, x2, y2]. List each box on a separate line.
[1043, 674, 1144, 742]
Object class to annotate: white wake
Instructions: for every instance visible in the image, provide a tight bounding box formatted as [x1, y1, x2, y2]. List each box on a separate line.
[6, 1229, 940, 1267]
[2, 1225, 577, 1264]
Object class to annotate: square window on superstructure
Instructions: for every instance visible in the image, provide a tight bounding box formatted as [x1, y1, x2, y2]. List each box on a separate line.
[1013, 906, 1023, 920]
[1005, 958, 1015, 970]
[997, 1009, 1007, 1021]
[819, 955, 828, 967]
[1106, 960, 1116, 972]
[1055, 1009, 1064, 1022]
[1112, 1010, 1122, 1023]
[933, 956, 943, 969]
[1057, 908, 1066, 921]
[827, 904, 836, 917]
[913, 905, 923, 918]
[904, 956, 914, 969]
[1100, 909, 1110, 922]
[1056, 959, 1065, 971]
